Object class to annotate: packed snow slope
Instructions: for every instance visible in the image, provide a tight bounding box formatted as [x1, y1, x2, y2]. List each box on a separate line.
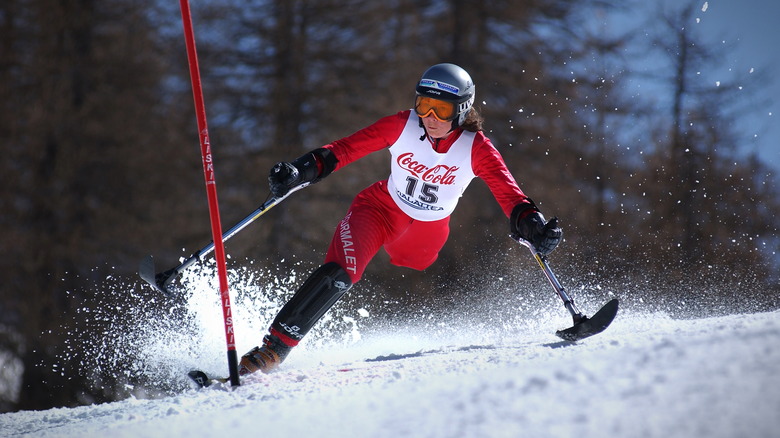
[2, 304, 779, 438]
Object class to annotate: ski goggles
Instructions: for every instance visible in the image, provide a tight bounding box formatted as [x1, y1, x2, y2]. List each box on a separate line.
[414, 95, 457, 122]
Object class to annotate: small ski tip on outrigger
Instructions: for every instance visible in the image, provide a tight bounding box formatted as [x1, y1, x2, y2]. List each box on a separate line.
[139, 255, 180, 297]
[555, 297, 619, 342]
[511, 231, 619, 342]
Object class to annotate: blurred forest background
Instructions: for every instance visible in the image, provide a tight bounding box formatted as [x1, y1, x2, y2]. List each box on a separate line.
[1, 0, 778, 412]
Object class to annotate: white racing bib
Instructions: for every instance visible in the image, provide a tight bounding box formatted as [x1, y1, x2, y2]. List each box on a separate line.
[388, 113, 476, 221]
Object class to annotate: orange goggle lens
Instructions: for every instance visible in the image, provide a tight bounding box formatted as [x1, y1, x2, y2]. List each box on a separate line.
[415, 96, 457, 122]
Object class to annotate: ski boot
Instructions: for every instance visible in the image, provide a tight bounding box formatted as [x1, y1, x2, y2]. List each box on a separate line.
[238, 333, 292, 375]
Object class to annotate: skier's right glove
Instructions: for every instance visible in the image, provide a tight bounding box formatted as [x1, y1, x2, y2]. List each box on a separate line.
[510, 201, 562, 256]
[268, 148, 337, 197]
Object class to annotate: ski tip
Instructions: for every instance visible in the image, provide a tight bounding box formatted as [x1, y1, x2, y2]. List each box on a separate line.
[138, 255, 162, 292]
[556, 298, 619, 342]
[138, 255, 176, 297]
[138, 255, 155, 281]
[187, 370, 231, 388]
[188, 370, 213, 388]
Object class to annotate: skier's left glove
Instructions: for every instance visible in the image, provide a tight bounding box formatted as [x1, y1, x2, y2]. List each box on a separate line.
[268, 148, 337, 197]
[510, 201, 562, 256]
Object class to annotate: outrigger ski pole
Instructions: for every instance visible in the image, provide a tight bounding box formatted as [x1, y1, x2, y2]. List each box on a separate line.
[510, 232, 619, 341]
[139, 183, 310, 297]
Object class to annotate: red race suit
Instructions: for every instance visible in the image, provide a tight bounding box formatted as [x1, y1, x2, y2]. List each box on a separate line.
[322, 110, 530, 283]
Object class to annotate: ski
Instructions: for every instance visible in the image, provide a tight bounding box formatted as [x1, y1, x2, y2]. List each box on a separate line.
[187, 370, 229, 388]
[186, 309, 620, 389]
[555, 298, 619, 341]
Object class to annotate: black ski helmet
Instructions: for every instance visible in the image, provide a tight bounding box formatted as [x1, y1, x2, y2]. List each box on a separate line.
[415, 63, 475, 126]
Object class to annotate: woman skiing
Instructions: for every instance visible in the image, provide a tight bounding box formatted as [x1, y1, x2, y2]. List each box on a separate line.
[238, 63, 562, 375]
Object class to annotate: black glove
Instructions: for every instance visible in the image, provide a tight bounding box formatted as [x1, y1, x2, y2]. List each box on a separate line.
[269, 161, 305, 197]
[268, 148, 339, 197]
[268, 152, 318, 197]
[511, 202, 562, 256]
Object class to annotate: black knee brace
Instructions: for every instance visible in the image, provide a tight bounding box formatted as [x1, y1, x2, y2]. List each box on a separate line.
[271, 262, 353, 343]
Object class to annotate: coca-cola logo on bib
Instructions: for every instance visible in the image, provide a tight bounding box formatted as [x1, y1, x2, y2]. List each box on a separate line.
[397, 152, 459, 185]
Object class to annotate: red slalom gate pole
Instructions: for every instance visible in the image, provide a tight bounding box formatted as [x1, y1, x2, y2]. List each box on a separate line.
[179, 0, 240, 387]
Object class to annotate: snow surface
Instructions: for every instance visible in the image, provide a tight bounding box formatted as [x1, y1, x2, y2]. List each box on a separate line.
[2, 263, 779, 437]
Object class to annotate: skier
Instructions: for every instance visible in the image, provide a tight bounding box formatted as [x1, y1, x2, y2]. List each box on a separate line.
[238, 63, 562, 375]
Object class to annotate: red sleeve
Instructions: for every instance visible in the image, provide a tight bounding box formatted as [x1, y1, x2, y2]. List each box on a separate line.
[322, 110, 410, 171]
[471, 132, 530, 218]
